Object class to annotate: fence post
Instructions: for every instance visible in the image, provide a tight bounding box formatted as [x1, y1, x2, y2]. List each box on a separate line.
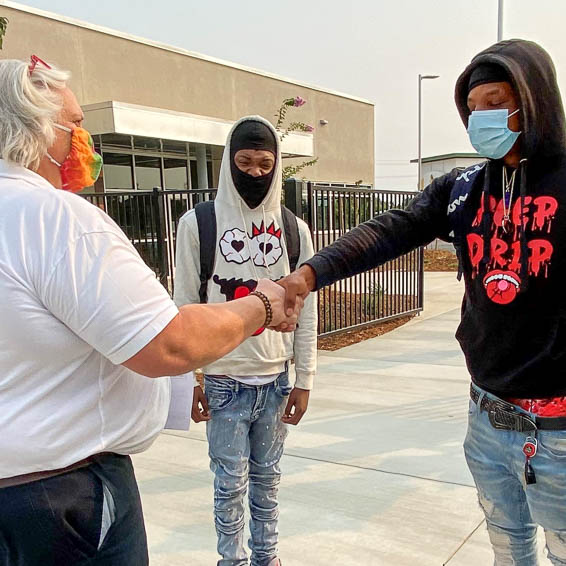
[152, 187, 170, 290]
[284, 178, 304, 218]
[305, 181, 315, 242]
[417, 245, 425, 311]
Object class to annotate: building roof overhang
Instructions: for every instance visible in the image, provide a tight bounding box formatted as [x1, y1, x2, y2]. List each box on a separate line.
[83, 101, 314, 157]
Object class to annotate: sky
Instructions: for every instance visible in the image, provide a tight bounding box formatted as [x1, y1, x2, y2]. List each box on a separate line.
[15, 0, 566, 189]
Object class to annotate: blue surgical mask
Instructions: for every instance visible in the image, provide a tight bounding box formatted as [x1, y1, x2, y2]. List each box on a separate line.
[467, 108, 521, 159]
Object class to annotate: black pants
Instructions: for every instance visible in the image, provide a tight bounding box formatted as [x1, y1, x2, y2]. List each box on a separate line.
[0, 453, 148, 566]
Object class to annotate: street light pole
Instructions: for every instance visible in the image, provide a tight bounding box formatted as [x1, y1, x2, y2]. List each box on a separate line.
[418, 75, 422, 191]
[418, 74, 439, 191]
[498, 0, 504, 41]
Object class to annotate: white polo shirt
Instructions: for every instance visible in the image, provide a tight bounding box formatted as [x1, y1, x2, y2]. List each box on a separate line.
[0, 160, 179, 479]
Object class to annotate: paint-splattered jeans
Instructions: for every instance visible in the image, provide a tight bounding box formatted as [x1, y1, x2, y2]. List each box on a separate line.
[205, 372, 291, 566]
[465, 384, 566, 565]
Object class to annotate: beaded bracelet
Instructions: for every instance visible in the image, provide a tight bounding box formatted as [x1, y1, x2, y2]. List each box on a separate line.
[249, 290, 273, 327]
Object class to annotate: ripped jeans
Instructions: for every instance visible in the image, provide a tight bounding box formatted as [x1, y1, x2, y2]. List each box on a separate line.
[205, 372, 291, 566]
[465, 385, 566, 565]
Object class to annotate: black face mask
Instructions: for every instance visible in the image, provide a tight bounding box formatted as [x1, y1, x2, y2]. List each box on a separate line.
[229, 120, 277, 209]
[230, 166, 274, 209]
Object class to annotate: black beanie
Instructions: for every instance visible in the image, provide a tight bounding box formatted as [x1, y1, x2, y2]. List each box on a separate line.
[230, 120, 277, 159]
[468, 63, 510, 93]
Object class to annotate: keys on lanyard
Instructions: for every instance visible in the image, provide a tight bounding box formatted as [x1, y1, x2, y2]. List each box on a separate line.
[522, 436, 537, 485]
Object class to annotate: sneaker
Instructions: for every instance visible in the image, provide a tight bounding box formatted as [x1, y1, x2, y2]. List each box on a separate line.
[266, 559, 281, 566]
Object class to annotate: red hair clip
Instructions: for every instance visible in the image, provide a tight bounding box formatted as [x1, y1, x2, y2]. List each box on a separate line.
[29, 54, 52, 75]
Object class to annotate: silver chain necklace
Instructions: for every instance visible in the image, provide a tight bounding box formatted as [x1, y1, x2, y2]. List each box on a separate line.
[501, 167, 517, 232]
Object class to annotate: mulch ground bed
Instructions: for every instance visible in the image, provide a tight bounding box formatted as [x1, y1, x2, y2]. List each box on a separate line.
[316, 288, 418, 351]
[316, 249, 457, 351]
[424, 249, 458, 271]
[317, 314, 415, 351]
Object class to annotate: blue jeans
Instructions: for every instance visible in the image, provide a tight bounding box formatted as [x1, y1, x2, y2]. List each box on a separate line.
[464, 385, 566, 565]
[205, 372, 291, 566]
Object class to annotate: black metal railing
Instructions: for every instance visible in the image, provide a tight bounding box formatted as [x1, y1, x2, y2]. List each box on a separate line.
[82, 184, 423, 336]
[83, 189, 216, 290]
[304, 183, 423, 335]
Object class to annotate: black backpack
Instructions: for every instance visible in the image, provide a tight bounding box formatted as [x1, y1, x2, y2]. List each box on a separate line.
[194, 200, 301, 303]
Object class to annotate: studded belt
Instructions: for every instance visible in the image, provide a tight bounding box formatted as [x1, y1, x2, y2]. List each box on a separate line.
[470, 385, 566, 431]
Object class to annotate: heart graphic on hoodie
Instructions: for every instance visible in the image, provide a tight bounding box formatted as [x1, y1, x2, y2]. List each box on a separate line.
[249, 221, 283, 267]
[213, 275, 265, 336]
[219, 228, 250, 264]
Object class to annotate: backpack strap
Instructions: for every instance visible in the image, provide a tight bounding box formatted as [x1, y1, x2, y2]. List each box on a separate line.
[195, 200, 217, 303]
[281, 205, 301, 272]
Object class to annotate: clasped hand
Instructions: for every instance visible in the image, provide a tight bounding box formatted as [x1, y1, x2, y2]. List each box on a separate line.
[255, 278, 302, 332]
[255, 266, 315, 332]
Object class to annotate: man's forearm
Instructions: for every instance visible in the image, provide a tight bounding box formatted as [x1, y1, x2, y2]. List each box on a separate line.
[124, 278, 302, 378]
[305, 208, 436, 290]
[123, 295, 266, 378]
[166, 296, 266, 375]
[280, 176, 451, 316]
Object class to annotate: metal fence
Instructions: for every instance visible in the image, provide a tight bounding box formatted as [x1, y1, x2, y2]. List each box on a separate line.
[301, 183, 423, 335]
[83, 188, 216, 290]
[82, 183, 423, 336]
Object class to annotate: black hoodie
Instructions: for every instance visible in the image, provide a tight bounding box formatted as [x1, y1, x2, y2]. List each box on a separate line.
[306, 39, 566, 398]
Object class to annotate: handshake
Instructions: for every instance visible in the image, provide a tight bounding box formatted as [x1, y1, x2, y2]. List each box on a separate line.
[255, 265, 317, 332]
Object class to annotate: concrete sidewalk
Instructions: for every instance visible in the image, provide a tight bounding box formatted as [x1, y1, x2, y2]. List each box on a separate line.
[133, 272, 550, 565]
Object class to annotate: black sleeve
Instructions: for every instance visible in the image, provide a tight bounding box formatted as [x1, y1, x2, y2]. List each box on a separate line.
[305, 172, 456, 290]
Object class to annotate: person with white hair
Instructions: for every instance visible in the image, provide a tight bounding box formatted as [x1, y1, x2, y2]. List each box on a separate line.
[0, 56, 301, 566]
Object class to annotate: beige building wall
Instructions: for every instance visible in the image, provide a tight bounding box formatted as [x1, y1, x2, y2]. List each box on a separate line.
[0, 2, 375, 184]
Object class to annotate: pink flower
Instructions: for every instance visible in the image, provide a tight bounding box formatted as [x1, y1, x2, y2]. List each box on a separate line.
[294, 96, 306, 107]
[305, 125, 314, 132]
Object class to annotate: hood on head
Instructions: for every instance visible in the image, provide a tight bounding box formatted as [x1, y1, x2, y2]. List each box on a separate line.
[216, 115, 282, 211]
[455, 39, 566, 160]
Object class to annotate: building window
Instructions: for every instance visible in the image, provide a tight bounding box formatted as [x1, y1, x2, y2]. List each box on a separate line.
[97, 135, 213, 191]
[207, 161, 213, 187]
[101, 133, 133, 150]
[162, 139, 189, 155]
[189, 160, 198, 190]
[164, 158, 189, 190]
[134, 137, 161, 152]
[135, 155, 162, 190]
[103, 153, 134, 190]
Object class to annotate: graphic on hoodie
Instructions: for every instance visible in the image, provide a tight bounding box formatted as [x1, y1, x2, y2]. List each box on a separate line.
[467, 194, 557, 304]
[249, 221, 283, 267]
[219, 228, 250, 264]
[212, 275, 265, 335]
[218, 221, 284, 267]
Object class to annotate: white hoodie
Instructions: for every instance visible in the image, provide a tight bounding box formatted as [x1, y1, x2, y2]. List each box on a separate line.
[174, 116, 317, 390]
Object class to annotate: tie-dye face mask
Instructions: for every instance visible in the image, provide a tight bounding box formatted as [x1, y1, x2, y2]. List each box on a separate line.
[47, 125, 103, 192]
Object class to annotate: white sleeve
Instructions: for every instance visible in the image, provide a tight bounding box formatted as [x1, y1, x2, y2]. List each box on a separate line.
[173, 212, 202, 308]
[41, 231, 179, 365]
[293, 221, 318, 390]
